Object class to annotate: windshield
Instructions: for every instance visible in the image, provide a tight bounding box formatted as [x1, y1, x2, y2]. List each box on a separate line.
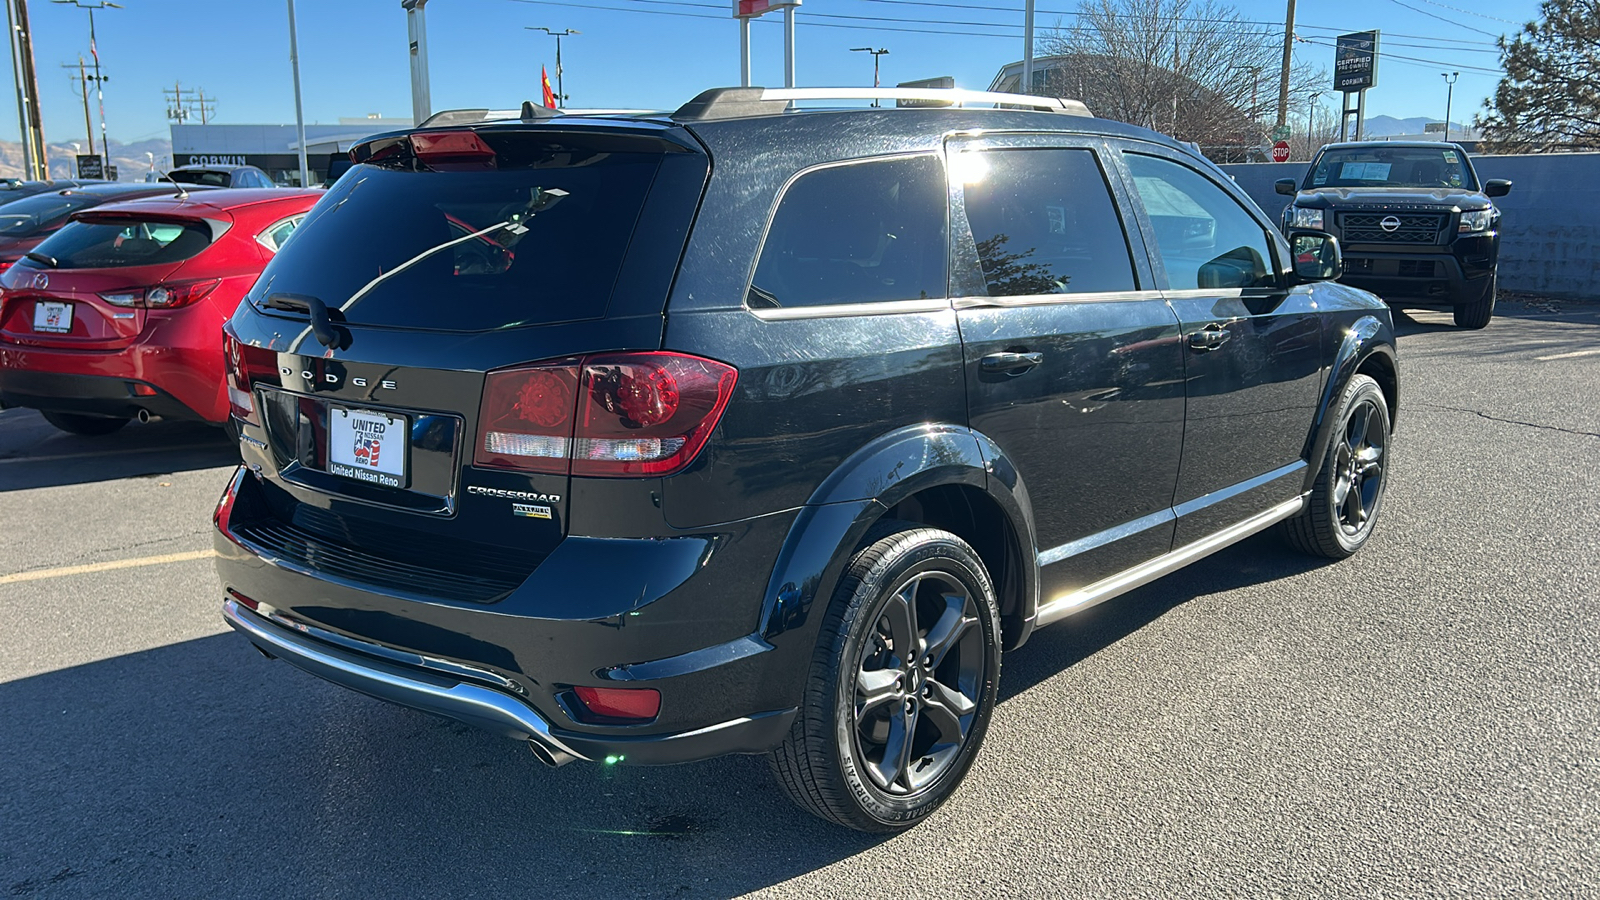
[1306, 146, 1476, 190]
[0, 192, 104, 237]
[20, 218, 213, 269]
[248, 138, 665, 332]
[169, 170, 233, 187]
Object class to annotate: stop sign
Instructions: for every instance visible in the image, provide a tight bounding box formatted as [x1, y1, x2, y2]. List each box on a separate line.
[1271, 140, 1291, 163]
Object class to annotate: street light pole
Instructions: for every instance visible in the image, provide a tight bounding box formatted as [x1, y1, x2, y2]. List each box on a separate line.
[287, 0, 309, 188]
[1441, 72, 1458, 142]
[53, 1, 119, 169]
[401, 0, 431, 126]
[527, 27, 579, 103]
[1306, 91, 1320, 159]
[849, 47, 889, 105]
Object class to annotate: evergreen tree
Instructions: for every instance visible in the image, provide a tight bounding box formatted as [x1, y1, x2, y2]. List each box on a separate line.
[1476, 0, 1600, 152]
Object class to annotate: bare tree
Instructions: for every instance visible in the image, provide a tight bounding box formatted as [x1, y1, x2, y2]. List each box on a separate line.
[1035, 0, 1327, 161]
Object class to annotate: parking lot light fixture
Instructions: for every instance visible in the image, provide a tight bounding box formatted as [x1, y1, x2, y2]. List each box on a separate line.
[527, 27, 580, 104]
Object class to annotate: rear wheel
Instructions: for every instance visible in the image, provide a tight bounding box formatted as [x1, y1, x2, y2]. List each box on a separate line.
[769, 523, 1001, 832]
[1282, 374, 1390, 559]
[41, 411, 131, 436]
[1453, 273, 1496, 329]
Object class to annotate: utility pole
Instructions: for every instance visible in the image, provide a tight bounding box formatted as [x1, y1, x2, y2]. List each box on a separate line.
[1021, 0, 1035, 93]
[738, 16, 750, 87]
[850, 47, 889, 105]
[61, 57, 94, 156]
[527, 27, 579, 103]
[783, 4, 795, 88]
[1276, 0, 1296, 128]
[288, 0, 308, 188]
[53, 1, 119, 169]
[9, 0, 49, 179]
[401, 0, 431, 125]
[1440, 71, 1458, 142]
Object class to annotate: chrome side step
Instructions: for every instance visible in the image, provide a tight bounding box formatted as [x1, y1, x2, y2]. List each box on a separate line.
[1034, 496, 1306, 628]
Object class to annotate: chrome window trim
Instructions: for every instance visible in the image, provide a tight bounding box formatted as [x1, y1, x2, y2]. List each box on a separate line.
[747, 297, 951, 321]
[953, 289, 1166, 310]
[255, 213, 307, 253]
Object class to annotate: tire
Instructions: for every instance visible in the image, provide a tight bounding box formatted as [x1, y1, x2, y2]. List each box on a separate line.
[41, 411, 131, 436]
[1453, 273, 1496, 329]
[1282, 374, 1391, 559]
[769, 522, 1002, 832]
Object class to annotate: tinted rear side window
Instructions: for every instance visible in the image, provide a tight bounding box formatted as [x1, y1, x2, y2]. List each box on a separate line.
[749, 155, 947, 310]
[958, 148, 1137, 296]
[0, 192, 103, 237]
[25, 218, 213, 269]
[249, 140, 665, 331]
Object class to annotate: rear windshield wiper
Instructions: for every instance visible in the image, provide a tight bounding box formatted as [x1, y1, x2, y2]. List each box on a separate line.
[24, 251, 57, 268]
[265, 292, 345, 349]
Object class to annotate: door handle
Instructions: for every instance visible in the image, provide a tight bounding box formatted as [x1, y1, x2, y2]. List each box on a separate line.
[1188, 325, 1232, 351]
[980, 351, 1044, 374]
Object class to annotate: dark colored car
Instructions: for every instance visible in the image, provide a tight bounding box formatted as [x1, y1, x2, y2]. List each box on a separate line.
[167, 164, 277, 189]
[0, 183, 210, 276]
[0, 188, 320, 434]
[0, 179, 98, 205]
[1277, 141, 1511, 328]
[213, 87, 1399, 832]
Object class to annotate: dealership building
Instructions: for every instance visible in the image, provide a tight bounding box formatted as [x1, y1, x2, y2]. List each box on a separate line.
[168, 116, 413, 186]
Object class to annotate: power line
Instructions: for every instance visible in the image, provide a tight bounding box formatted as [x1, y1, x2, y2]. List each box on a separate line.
[1410, 0, 1522, 25]
[1381, 0, 1503, 38]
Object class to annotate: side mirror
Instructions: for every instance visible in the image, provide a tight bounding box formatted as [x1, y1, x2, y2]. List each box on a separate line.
[1275, 178, 1298, 196]
[1484, 179, 1512, 197]
[1287, 230, 1342, 284]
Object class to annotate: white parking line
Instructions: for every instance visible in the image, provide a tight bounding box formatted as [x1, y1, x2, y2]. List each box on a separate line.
[0, 549, 216, 585]
[1534, 348, 1600, 361]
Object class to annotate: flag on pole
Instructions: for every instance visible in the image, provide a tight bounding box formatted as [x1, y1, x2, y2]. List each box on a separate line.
[90, 36, 99, 64]
[541, 66, 557, 109]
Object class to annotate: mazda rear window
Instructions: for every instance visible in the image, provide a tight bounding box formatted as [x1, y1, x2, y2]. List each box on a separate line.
[22, 218, 213, 269]
[247, 136, 666, 332]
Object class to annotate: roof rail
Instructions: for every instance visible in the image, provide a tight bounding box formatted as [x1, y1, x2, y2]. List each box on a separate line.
[672, 86, 1092, 121]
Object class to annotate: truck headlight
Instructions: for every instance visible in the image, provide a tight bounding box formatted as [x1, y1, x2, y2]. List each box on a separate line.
[1459, 208, 1493, 234]
[1286, 206, 1324, 230]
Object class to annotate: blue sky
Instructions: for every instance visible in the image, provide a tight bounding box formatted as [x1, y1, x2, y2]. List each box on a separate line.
[2, 0, 1540, 145]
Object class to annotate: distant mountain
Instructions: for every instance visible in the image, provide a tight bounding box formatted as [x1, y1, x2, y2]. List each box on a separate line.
[1363, 115, 1467, 136]
[0, 138, 172, 181]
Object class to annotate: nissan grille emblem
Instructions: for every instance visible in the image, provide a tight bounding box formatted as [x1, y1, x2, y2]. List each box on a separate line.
[1380, 215, 1403, 233]
[32, 273, 47, 289]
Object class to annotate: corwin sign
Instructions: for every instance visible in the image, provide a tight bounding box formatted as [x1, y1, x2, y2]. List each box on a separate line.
[1334, 31, 1380, 92]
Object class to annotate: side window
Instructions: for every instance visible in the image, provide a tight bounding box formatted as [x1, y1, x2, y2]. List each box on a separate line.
[257, 214, 306, 253]
[958, 148, 1137, 296]
[1123, 153, 1278, 291]
[749, 155, 947, 310]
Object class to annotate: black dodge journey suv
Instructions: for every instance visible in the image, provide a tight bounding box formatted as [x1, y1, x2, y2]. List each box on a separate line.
[214, 86, 1399, 832]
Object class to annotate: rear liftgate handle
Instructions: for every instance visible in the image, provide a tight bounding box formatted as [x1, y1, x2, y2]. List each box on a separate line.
[980, 351, 1045, 375]
[1188, 324, 1232, 351]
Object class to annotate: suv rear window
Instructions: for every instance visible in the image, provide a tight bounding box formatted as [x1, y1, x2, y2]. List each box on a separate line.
[169, 170, 233, 187]
[249, 136, 667, 332]
[24, 218, 213, 269]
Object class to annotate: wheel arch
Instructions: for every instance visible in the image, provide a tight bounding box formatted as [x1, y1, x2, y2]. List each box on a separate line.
[1302, 314, 1399, 491]
[757, 424, 1040, 652]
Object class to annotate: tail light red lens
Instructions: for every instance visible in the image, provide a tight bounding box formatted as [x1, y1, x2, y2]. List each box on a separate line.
[99, 278, 220, 310]
[223, 327, 275, 426]
[573, 686, 661, 722]
[474, 352, 737, 478]
[411, 130, 497, 169]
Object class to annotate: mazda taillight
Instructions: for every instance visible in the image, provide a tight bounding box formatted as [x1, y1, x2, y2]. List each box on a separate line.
[99, 278, 220, 310]
[474, 352, 737, 478]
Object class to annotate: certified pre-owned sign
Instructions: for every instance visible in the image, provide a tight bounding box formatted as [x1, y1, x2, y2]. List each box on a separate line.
[1334, 31, 1380, 92]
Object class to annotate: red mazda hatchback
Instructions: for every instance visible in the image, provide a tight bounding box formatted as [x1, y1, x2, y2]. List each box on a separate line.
[0, 188, 321, 435]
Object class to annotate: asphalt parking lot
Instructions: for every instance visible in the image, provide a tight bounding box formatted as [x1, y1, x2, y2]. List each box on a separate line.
[1, 298, 1596, 899]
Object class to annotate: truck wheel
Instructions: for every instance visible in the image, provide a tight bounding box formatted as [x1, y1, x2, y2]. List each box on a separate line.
[41, 411, 131, 436]
[1282, 374, 1390, 559]
[769, 522, 1001, 832]
[1453, 273, 1497, 329]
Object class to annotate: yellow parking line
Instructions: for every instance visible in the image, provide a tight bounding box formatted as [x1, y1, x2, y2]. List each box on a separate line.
[0, 549, 216, 585]
[1534, 348, 1600, 361]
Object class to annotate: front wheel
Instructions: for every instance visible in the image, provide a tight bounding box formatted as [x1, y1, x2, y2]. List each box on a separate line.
[1282, 374, 1391, 558]
[1453, 273, 1497, 329]
[41, 411, 131, 436]
[769, 523, 1002, 832]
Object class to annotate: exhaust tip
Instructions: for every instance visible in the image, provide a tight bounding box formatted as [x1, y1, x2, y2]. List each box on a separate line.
[136, 409, 152, 424]
[528, 739, 576, 768]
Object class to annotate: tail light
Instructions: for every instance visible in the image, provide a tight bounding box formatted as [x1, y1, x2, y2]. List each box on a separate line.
[223, 327, 275, 426]
[411, 130, 497, 169]
[99, 278, 221, 310]
[0, 260, 13, 274]
[475, 352, 738, 478]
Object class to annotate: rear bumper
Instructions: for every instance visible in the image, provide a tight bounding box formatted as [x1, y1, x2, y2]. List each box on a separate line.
[0, 368, 203, 421]
[213, 468, 804, 765]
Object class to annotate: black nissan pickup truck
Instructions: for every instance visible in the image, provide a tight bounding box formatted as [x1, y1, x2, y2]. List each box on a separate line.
[1277, 141, 1511, 328]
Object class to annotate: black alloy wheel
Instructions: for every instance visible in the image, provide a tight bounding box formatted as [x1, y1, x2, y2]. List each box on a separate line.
[1283, 373, 1391, 558]
[770, 523, 1001, 832]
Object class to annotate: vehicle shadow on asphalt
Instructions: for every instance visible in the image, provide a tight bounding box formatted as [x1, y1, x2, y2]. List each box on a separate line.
[0, 409, 238, 492]
[1390, 299, 1600, 343]
[0, 534, 1336, 898]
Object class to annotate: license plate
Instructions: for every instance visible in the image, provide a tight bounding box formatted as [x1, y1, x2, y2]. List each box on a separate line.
[33, 301, 72, 334]
[327, 407, 408, 488]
